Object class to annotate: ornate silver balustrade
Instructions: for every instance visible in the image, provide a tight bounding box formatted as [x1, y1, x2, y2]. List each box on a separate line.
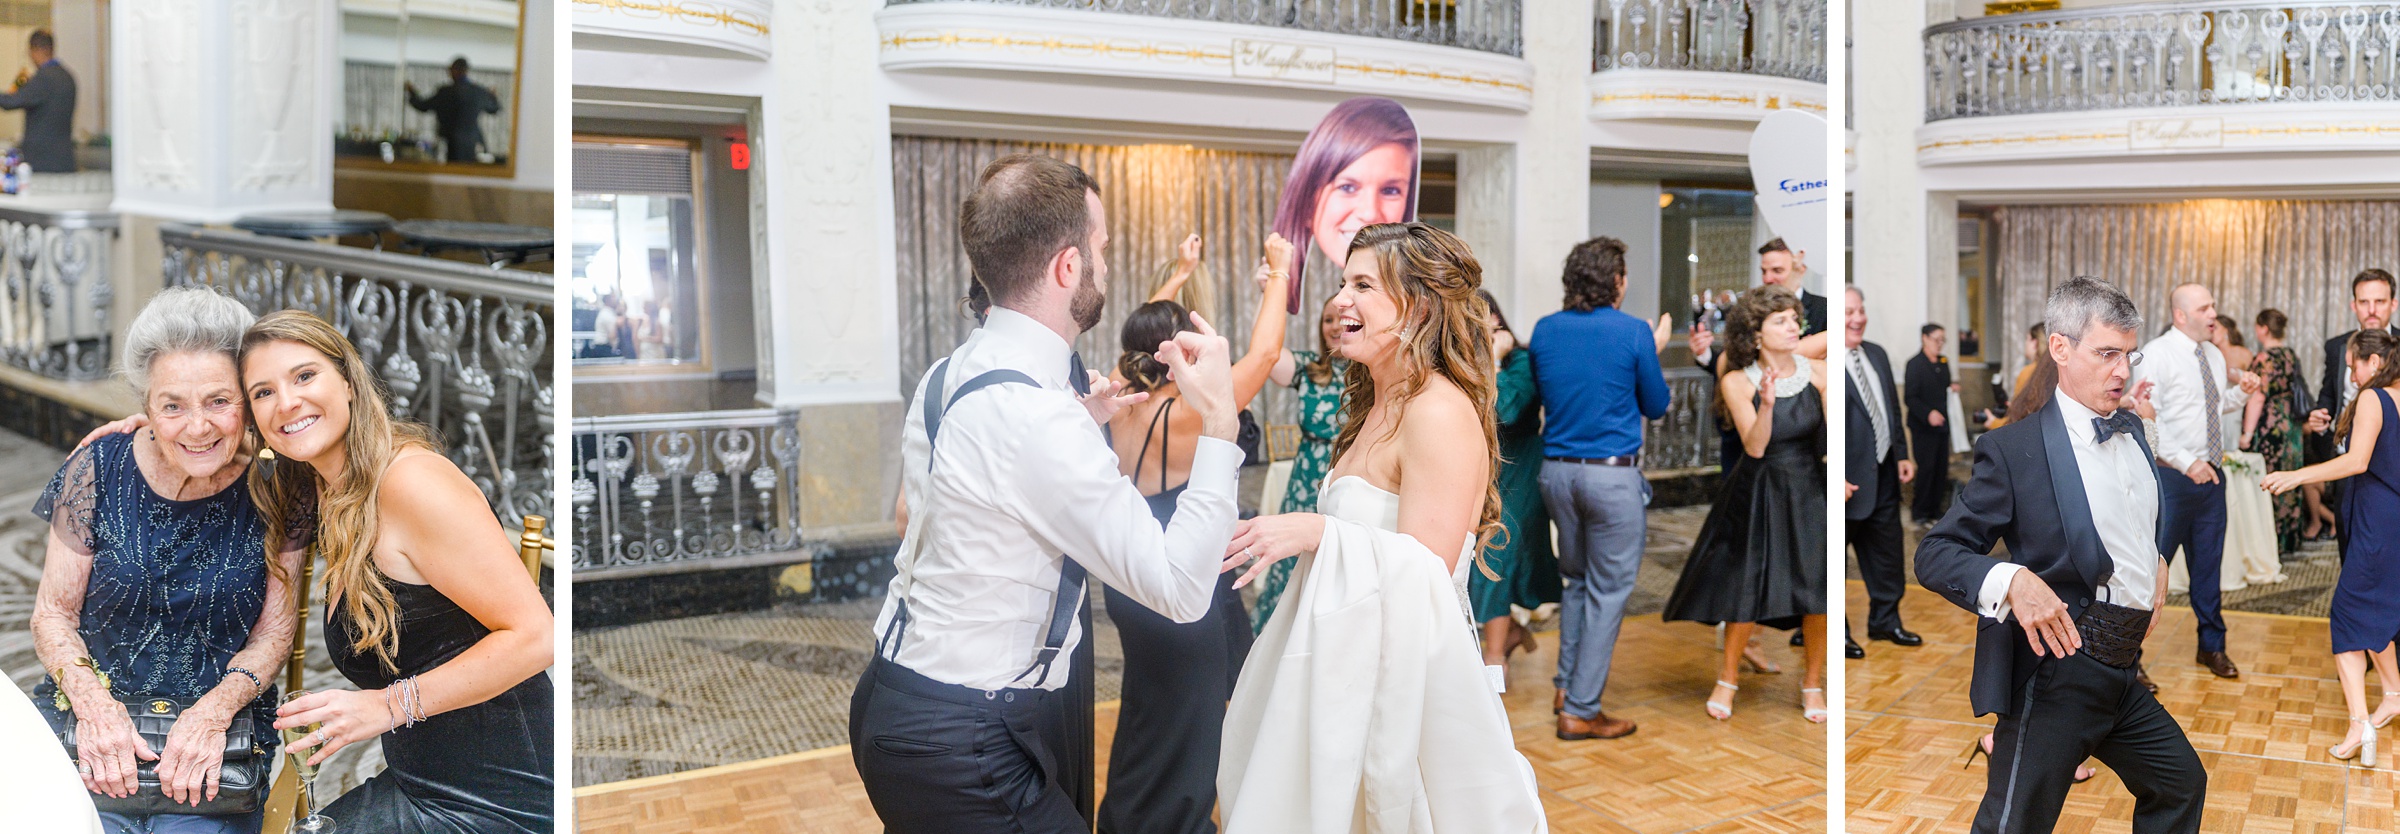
[161, 224, 554, 528]
[1927, 1, 2400, 120]
[0, 206, 117, 382]
[884, 0, 1524, 57]
[570, 409, 805, 574]
[1643, 365, 1721, 473]
[1593, 0, 1827, 81]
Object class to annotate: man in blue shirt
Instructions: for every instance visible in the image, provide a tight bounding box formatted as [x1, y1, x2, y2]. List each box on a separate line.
[1530, 236, 1670, 741]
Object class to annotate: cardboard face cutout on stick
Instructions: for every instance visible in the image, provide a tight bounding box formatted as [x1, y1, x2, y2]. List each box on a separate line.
[1273, 97, 1423, 313]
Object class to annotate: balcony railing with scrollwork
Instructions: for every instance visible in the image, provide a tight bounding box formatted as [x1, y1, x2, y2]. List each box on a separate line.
[0, 206, 116, 382]
[884, 0, 1524, 57]
[1926, 1, 2400, 121]
[1593, 0, 1827, 81]
[570, 409, 806, 575]
[1642, 365, 1720, 473]
[161, 225, 554, 528]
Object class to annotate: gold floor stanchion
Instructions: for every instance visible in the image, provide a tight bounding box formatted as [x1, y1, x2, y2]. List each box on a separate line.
[262, 545, 316, 833]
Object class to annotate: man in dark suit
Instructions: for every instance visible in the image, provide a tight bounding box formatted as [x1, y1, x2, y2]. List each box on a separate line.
[2306, 268, 2396, 558]
[1691, 238, 1829, 472]
[1917, 276, 2205, 834]
[1904, 323, 1955, 525]
[405, 57, 503, 164]
[1844, 286, 1919, 658]
[0, 30, 76, 173]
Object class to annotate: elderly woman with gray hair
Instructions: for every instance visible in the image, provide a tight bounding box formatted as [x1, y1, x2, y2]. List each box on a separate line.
[29, 286, 308, 834]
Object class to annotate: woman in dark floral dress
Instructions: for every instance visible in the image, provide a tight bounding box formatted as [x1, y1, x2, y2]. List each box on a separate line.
[1250, 296, 1348, 632]
[2244, 308, 2311, 553]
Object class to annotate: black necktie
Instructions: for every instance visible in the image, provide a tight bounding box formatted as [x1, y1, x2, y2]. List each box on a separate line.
[2092, 410, 2141, 444]
[1068, 351, 1091, 395]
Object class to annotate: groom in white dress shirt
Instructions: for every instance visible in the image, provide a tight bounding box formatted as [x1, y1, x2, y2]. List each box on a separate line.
[849, 154, 1245, 833]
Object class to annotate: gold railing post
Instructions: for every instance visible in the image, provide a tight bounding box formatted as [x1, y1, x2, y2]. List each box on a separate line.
[519, 515, 554, 581]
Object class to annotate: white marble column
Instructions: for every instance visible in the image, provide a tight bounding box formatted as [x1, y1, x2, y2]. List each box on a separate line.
[1506, 0, 1596, 331]
[1851, 0, 1933, 351]
[1453, 143, 1516, 317]
[109, 0, 333, 222]
[753, 0, 899, 410]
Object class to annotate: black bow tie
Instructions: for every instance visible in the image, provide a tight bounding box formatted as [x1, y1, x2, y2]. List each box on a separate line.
[2092, 410, 2140, 444]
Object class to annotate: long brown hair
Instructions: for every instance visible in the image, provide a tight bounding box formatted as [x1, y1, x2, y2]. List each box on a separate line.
[1331, 223, 1504, 573]
[1273, 97, 1420, 296]
[2005, 348, 2058, 424]
[242, 311, 440, 673]
[2339, 329, 2400, 444]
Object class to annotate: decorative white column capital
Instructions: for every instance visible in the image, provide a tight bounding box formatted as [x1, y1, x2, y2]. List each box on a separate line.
[109, 0, 334, 223]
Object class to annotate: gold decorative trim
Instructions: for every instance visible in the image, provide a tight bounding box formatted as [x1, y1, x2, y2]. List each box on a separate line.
[1590, 90, 1826, 114]
[1920, 117, 2400, 154]
[574, 0, 769, 38]
[881, 29, 1532, 96]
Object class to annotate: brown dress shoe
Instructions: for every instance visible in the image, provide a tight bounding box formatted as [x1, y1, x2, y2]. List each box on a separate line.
[2195, 650, 2240, 679]
[1557, 711, 1637, 740]
[2134, 663, 2159, 694]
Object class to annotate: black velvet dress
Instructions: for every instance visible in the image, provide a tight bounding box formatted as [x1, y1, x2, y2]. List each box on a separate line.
[321, 578, 554, 833]
[1665, 365, 1828, 630]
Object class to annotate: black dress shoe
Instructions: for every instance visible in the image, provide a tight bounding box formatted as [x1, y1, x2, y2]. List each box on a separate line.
[1868, 628, 1924, 647]
[2196, 650, 2240, 679]
[1844, 636, 1865, 659]
[2134, 663, 2159, 694]
[1790, 631, 1805, 647]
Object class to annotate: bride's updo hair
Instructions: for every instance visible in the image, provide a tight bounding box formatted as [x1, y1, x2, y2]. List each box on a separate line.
[1334, 222, 1505, 571]
[1116, 300, 1192, 395]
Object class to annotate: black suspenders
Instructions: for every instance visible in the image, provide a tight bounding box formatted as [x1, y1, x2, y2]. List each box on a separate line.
[877, 358, 1089, 690]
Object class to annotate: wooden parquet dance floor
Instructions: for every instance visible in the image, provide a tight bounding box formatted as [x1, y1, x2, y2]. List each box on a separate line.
[576, 613, 1829, 833]
[1845, 581, 2397, 834]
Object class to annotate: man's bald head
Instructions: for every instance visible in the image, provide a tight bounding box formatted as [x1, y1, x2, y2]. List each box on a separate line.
[2169, 283, 2218, 342]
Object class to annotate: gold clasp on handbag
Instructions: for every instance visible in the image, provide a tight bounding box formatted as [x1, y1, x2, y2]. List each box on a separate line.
[148, 699, 172, 714]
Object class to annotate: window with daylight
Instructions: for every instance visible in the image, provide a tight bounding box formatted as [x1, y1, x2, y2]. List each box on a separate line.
[571, 137, 705, 370]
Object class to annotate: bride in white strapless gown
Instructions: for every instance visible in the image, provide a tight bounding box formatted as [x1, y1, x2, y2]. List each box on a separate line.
[1217, 223, 1546, 833]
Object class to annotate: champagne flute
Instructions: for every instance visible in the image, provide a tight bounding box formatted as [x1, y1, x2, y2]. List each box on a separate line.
[280, 690, 337, 833]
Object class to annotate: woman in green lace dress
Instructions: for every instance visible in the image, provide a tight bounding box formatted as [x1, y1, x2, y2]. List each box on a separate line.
[2243, 308, 2311, 553]
[1250, 297, 1348, 632]
[1471, 290, 1558, 665]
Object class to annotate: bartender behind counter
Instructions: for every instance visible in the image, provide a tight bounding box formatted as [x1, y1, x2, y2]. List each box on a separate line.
[0, 29, 74, 173]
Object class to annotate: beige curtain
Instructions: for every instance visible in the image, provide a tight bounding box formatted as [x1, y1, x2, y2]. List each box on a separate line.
[1992, 200, 2400, 385]
[892, 136, 1314, 424]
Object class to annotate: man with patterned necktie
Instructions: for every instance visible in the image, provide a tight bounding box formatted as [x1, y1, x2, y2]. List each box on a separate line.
[1843, 285, 1918, 659]
[2134, 284, 2258, 683]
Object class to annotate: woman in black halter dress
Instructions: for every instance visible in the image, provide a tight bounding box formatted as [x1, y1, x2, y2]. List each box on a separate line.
[1094, 234, 1291, 834]
[1664, 286, 1830, 724]
[243, 311, 554, 833]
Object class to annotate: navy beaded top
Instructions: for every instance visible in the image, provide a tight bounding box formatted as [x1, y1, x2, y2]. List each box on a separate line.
[31, 432, 295, 735]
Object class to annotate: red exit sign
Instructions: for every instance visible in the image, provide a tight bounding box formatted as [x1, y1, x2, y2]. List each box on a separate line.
[729, 141, 751, 170]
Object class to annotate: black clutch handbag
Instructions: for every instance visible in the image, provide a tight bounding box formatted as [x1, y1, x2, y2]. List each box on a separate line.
[61, 695, 268, 817]
[2074, 599, 2152, 669]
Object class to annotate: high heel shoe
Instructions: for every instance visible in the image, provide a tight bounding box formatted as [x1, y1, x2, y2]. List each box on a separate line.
[1706, 680, 1738, 720]
[1800, 688, 1827, 724]
[2330, 717, 2376, 767]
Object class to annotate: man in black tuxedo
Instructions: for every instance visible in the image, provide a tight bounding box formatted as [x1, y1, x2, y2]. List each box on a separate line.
[1904, 324, 1956, 525]
[1917, 277, 2205, 834]
[1844, 286, 1920, 656]
[2306, 268, 2396, 558]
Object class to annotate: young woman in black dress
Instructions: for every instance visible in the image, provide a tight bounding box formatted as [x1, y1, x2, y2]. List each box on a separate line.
[250, 311, 554, 833]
